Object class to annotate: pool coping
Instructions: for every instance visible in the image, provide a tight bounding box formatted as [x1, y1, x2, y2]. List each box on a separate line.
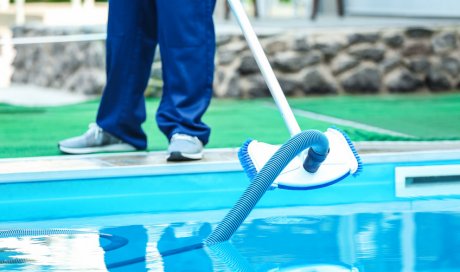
[1, 141, 460, 183]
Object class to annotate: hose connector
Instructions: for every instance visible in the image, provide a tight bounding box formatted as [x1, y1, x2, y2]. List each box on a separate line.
[303, 147, 329, 173]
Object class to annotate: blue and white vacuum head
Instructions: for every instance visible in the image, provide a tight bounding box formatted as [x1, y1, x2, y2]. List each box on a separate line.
[238, 128, 362, 190]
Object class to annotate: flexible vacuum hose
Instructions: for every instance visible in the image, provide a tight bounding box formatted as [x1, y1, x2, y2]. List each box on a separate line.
[204, 130, 329, 245]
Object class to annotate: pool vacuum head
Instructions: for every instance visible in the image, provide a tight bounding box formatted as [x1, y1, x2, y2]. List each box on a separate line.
[238, 127, 362, 190]
[224, 0, 362, 191]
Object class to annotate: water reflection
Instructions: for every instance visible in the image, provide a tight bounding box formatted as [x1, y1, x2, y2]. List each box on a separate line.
[414, 213, 460, 271]
[229, 212, 460, 271]
[1, 211, 460, 271]
[207, 242, 254, 271]
[157, 223, 212, 271]
[100, 225, 148, 271]
[354, 213, 403, 271]
[232, 215, 354, 271]
[0, 230, 106, 271]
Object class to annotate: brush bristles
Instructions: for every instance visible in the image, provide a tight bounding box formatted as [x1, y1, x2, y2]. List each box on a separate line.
[331, 126, 363, 176]
[238, 139, 258, 181]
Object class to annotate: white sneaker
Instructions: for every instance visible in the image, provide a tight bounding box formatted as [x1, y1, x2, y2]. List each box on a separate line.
[58, 123, 136, 154]
[167, 133, 204, 161]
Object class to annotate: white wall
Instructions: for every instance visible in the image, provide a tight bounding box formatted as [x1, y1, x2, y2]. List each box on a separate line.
[0, 0, 9, 11]
[347, 0, 460, 17]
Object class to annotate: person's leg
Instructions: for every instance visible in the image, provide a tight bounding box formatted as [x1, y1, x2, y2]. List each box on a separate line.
[96, 0, 158, 150]
[311, 0, 319, 20]
[337, 0, 345, 17]
[155, 0, 217, 147]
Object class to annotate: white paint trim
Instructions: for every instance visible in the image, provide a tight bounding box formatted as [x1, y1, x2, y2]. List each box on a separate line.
[290, 107, 416, 138]
[0, 33, 106, 46]
[363, 149, 460, 164]
[0, 161, 243, 183]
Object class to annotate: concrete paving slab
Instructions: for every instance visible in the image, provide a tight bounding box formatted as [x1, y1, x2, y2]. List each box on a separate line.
[0, 148, 240, 176]
[0, 84, 93, 106]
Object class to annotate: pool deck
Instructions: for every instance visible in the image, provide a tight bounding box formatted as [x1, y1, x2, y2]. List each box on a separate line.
[1, 141, 460, 183]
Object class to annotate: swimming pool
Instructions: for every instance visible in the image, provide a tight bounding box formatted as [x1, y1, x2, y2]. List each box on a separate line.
[1, 149, 460, 271]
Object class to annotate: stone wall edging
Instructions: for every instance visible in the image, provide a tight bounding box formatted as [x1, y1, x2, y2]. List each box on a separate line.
[8, 25, 460, 97]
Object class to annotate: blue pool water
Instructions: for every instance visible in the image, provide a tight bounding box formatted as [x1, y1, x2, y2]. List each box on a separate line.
[1, 153, 460, 271]
[1, 205, 460, 271]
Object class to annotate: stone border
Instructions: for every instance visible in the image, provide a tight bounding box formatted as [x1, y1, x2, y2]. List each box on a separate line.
[7, 25, 460, 97]
[214, 26, 460, 97]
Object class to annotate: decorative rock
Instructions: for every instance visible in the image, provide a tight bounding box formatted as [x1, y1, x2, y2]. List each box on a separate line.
[302, 69, 337, 95]
[277, 76, 300, 96]
[385, 69, 423, 93]
[426, 68, 452, 91]
[408, 58, 431, 74]
[402, 41, 432, 57]
[214, 70, 225, 85]
[312, 42, 343, 61]
[293, 36, 310, 52]
[432, 32, 458, 54]
[264, 40, 289, 55]
[154, 47, 161, 62]
[349, 45, 385, 62]
[341, 67, 380, 94]
[245, 74, 270, 97]
[216, 35, 233, 46]
[218, 51, 238, 65]
[32, 64, 54, 87]
[82, 42, 105, 68]
[383, 33, 404, 48]
[405, 27, 434, 39]
[10, 26, 107, 94]
[226, 75, 241, 98]
[381, 56, 402, 73]
[348, 33, 380, 45]
[273, 51, 321, 72]
[303, 52, 323, 66]
[331, 55, 359, 75]
[440, 57, 460, 77]
[220, 41, 247, 54]
[64, 68, 106, 95]
[238, 55, 259, 75]
[151, 66, 162, 80]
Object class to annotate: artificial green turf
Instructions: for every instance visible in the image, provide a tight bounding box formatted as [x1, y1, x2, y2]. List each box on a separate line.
[1, 93, 459, 158]
[204, 98, 401, 149]
[288, 92, 460, 140]
[0, 99, 327, 158]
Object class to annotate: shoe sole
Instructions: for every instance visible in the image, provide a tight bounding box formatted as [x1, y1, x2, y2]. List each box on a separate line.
[58, 144, 137, 155]
[167, 151, 203, 162]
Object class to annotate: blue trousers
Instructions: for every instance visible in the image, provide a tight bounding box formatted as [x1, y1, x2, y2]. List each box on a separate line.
[96, 0, 216, 150]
